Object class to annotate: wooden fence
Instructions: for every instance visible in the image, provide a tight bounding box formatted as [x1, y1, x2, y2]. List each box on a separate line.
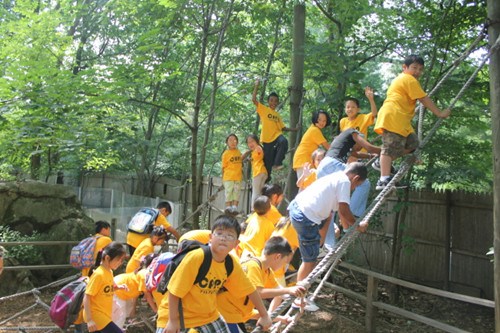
[346, 190, 494, 300]
[71, 173, 494, 300]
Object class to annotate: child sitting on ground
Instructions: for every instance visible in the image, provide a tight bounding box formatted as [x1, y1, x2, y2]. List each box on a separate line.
[222, 133, 243, 214]
[156, 214, 272, 333]
[217, 236, 307, 333]
[374, 55, 450, 190]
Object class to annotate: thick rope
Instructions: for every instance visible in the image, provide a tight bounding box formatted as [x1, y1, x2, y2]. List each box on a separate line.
[417, 27, 487, 140]
[252, 29, 500, 333]
[0, 274, 79, 303]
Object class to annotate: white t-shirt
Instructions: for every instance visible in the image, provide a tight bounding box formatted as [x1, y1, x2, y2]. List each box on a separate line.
[294, 171, 351, 224]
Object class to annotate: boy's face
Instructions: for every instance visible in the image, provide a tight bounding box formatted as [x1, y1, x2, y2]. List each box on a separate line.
[268, 96, 279, 110]
[345, 100, 359, 119]
[210, 227, 239, 255]
[269, 253, 292, 271]
[101, 227, 111, 237]
[403, 62, 424, 79]
[159, 208, 171, 217]
[227, 136, 238, 149]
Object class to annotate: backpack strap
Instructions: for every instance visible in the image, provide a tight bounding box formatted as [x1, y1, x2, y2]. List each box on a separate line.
[194, 245, 213, 285]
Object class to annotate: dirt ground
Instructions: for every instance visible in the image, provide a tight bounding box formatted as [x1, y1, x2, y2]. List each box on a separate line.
[0, 269, 495, 333]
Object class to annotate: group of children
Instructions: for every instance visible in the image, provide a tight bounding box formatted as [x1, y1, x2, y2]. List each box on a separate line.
[74, 54, 452, 333]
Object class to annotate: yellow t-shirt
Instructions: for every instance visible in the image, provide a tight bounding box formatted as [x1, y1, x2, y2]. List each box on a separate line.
[256, 102, 285, 143]
[240, 213, 275, 257]
[217, 258, 277, 323]
[83, 266, 114, 330]
[267, 205, 282, 226]
[374, 73, 427, 136]
[179, 230, 211, 245]
[292, 125, 327, 169]
[126, 213, 172, 249]
[300, 170, 317, 190]
[126, 238, 154, 273]
[156, 249, 255, 328]
[222, 149, 243, 181]
[114, 269, 147, 300]
[271, 223, 299, 280]
[339, 113, 374, 139]
[82, 234, 112, 277]
[251, 147, 267, 178]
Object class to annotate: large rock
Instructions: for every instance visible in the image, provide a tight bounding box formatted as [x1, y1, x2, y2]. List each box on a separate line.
[0, 181, 94, 296]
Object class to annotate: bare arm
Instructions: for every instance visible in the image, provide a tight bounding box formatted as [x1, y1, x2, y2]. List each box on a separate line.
[144, 291, 158, 313]
[167, 226, 180, 242]
[259, 285, 306, 299]
[338, 202, 356, 229]
[252, 80, 260, 106]
[83, 294, 97, 332]
[365, 86, 378, 118]
[352, 132, 381, 154]
[247, 289, 272, 330]
[165, 293, 181, 333]
[418, 96, 451, 118]
[321, 141, 330, 150]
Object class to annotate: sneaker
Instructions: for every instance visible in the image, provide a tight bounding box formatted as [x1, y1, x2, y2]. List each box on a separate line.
[375, 177, 391, 191]
[372, 158, 397, 175]
[291, 297, 320, 312]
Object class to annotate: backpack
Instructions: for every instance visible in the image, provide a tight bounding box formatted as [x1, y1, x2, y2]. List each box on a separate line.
[69, 236, 100, 269]
[145, 252, 175, 291]
[127, 208, 160, 234]
[156, 239, 234, 295]
[49, 276, 88, 329]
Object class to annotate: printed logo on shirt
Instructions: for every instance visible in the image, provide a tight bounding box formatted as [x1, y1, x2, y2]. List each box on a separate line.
[103, 284, 114, 295]
[198, 277, 227, 294]
[267, 114, 280, 122]
[230, 156, 241, 163]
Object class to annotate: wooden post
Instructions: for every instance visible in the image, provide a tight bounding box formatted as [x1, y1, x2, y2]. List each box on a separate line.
[111, 218, 117, 240]
[487, 1, 500, 331]
[365, 275, 378, 332]
[444, 190, 452, 291]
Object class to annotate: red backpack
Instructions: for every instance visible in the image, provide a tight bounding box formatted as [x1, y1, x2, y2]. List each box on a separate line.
[145, 252, 175, 291]
[49, 276, 88, 329]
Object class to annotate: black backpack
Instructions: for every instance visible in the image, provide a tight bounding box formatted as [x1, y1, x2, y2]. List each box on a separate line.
[156, 239, 234, 330]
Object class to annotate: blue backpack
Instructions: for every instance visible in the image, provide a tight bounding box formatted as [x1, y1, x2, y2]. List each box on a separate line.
[127, 208, 159, 234]
[69, 236, 100, 269]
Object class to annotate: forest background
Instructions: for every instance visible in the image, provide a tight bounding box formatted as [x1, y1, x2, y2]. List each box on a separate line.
[0, 0, 492, 228]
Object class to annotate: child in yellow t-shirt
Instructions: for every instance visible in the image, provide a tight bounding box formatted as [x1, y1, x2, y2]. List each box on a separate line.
[340, 87, 378, 139]
[261, 183, 284, 225]
[239, 196, 275, 258]
[126, 201, 180, 256]
[374, 55, 451, 190]
[82, 220, 113, 277]
[217, 236, 307, 333]
[83, 242, 127, 333]
[156, 215, 272, 333]
[242, 134, 267, 207]
[293, 111, 331, 178]
[271, 218, 300, 287]
[222, 133, 243, 214]
[126, 226, 168, 273]
[296, 148, 325, 192]
[252, 79, 296, 181]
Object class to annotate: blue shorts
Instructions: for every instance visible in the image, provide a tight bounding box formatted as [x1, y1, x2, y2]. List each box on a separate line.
[289, 201, 321, 263]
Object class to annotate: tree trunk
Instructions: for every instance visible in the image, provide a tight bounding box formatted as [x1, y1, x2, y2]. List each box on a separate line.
[487, 1, 500, 331]
[198, 1, 234, 225]
[286, 2, 306, 201]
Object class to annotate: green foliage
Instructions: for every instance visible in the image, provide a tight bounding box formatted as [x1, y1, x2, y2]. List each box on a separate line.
[0, 0, 493, 194]
[0, 225, 43, 265]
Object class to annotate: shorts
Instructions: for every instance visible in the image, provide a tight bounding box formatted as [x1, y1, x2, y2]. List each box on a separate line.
[289, 201, 321, 263]
[381, 130, 419, 159]
[223, 181, 241, 202]
[156, 317, 229, 333]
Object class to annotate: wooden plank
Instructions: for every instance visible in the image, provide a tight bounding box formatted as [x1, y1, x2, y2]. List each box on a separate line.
[372, 301, 470, 333]
[340, 263, 495, 308]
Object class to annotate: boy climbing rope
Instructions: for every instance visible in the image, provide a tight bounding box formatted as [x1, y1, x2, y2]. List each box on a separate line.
[252, 79, 297, 181]
[374, 55, 451, 190]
